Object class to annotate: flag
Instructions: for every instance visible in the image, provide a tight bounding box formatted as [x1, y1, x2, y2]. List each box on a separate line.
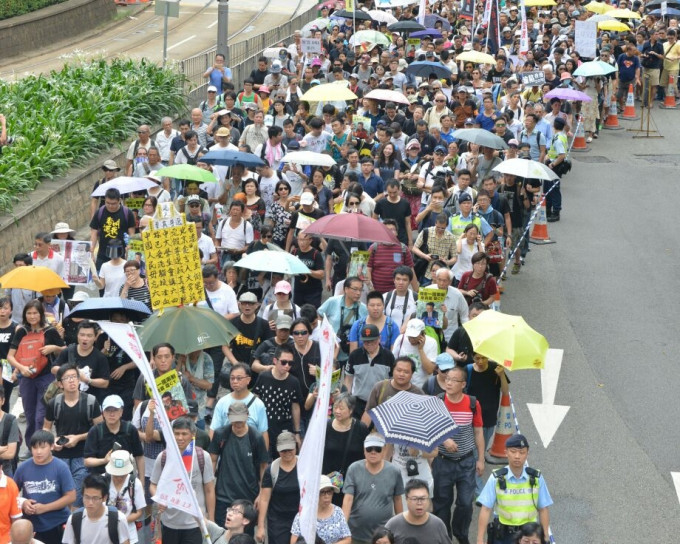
[97, 321, 203, 519]
[460, 0, 474, 20]
[482, 0, 492, 27]
[296, 317, 336, 544]
[518, 0, 529, 54]
[181, 440, 196, 474]
[417, 0, 426, 25]
[487, 0, 500, 54]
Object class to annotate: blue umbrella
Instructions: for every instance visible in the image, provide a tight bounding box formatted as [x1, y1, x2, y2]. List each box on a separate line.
[648, 7, 680, 15]
[424, 14, 451, 30]
[410, 28, 443, 39]
[200, 149, 265, 168]
[368, 390, 459, 452]
[405, 61, 452, 79]
[70, 297, 152, 322]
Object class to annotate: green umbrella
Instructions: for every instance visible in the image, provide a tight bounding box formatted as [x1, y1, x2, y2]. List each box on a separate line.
[155, 164, 218, 183]
[138, 306, 239, 354]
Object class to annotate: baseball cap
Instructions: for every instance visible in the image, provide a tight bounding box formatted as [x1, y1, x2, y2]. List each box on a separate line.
[275, 280, 292, 294]
[187, 194, 201, 204]
[228, 401, 249, 423]
[102, 159, 121, 171]
[270, 60, 282, 73]
[508, 139, 519, 148]
[405, 318, 426, 337]
[458, 192, 472, 203]
[361, 324, 380, 341]
[364, 433, 386, 448]
[277, 431, 296, 452]
[215, 127, 231, 137]
[434, 145, 447, 154]
[435, 353, 455, 371]
[505, 433, 530, 449]
[311, 59, 322, 67]
[300, 192, 315, 206]
[207, 85, 218, 92]
[102, 395, 124, 410]
[276, 314, 293, 330]
[287, 140, 300, 150]
[239, 292, 258, 303]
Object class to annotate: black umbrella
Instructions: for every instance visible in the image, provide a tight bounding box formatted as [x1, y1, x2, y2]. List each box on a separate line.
[387, 20, 426, 32]
[69, 297, 152, 322]
[645, 0, 680, 7]
[333, 9, 373, 21]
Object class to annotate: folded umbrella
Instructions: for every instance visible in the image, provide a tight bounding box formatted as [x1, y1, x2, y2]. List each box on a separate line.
[200, 149, 265, 168]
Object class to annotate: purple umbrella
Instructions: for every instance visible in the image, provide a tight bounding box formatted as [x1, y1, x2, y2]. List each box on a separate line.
[424, 14, 452, 30]
[544, 88, 592, 102]
[410, 28, 443, 39]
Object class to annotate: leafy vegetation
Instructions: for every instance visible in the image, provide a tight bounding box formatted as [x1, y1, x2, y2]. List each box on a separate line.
[0, 0, 68, 20]
[0, 58, 186, 212]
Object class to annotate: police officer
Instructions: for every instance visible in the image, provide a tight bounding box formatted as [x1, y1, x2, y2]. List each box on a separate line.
[475, 434, 553, 544]
[544, 117, 569, 223]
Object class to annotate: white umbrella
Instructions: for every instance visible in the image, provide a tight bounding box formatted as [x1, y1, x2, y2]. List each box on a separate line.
[91, 176, 158, 197]
[492, 158, 559, 181]
[263, 47, 286, 59]
[281, 151, 337, 167]
[368, 10, 398, 24]
[364, 89, 411, 105]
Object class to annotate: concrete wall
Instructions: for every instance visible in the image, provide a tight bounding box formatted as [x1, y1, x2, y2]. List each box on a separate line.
[0, 0, 116, 59]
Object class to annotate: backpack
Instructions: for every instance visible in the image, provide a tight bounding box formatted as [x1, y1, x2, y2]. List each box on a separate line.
[53, 391, 98, 429]
[180, 145, 208, 165]
[71, 505, 119, 544]
[132, 138, 157, 159]
[213, 424, 260, 476]
[160, 446, 206, 477]
[437, 392, 477, 417]
[15, 328, 49, 376]
[97, 204, 134, 226]
[0, 414, 21, 474]
[460, 273, 492, 304]
[270, 454, 298, 487]
[259, 141, 287, 160]
[104, 472, 138, 514]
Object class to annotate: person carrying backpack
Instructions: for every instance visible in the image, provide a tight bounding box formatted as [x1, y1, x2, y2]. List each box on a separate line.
[0, 387, 20, 477]
[44, 364, 102, 507]
[105, 450, 146, 544]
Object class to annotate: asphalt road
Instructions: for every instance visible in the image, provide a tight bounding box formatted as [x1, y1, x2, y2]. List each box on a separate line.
[501, 104, 680, 542]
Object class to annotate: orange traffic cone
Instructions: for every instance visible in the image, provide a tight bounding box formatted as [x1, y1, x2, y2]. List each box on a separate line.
[603, 101, 623, 130]
[622, 83, 638, 119]
[486, 392, 512, 464]
[571, 114, 589, 152]
[660, 74, 677, 109]
[530, 198, 555, 245]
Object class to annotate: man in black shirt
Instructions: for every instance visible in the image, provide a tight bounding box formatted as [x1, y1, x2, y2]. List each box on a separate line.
[89, 188, 136, 270]
[249, 57, 269, 91]
[641, 29, 664, 106]
[373, 180, 413, 246]
[292, 233, 325, 308]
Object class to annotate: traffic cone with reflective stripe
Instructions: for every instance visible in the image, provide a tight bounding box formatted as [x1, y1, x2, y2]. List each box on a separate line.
[661, 74, 677, 109]
[486, 392, 512, 464]
[530, 198, 555, 245]
[603, 101, 623, 130]
[571, 115, 588, 151]
[622, 83, 638, 119]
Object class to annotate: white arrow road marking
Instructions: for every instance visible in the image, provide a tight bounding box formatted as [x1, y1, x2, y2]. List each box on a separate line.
[527, 404, 570, 448]
[672, 472, 680, 505]
[541, 348, 564, 406]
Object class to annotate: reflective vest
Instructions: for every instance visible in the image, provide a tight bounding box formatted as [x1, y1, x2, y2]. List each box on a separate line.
[495, 473, 540, 526]
[449, 214, 482, 239]
[547, 132, 568, 160]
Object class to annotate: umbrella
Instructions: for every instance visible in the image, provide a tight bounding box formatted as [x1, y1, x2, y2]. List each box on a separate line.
[463, 311, 549, 371]
[368, 391, 459, 452]
[573, 60, 617, 77]
[648, 7, 680, 15]
[300, 82, 358, 102]
[405, 60, 452, 79]
[349, 30, 391, 47]
[138, 306, 239, 354]
[155, 164, 218, 183]
[375, 0, 418, 7]
[424, 14, 452, 30]
[301, 17, 331, 36]
[281, 151, 337, 167]
[364, 88, 411, 105]
[332, 8, 373, 20]
[524, 0, 556, 4]
[585, 1, 615, 13]
[492, 158, 559, 181]
[608, 7, 642, 18]
[200, 149, 265, 168]
[91, 177, 157, 197]
[410, 28, 443, 39]
[0, 265, 69, 291]
[646, 0, 680, 8]
[302, 213, 399, 244]
[368, 9, 398, 24]
[456, 50, 496, 65]
[452, 128, 509, 150]
[598, 20, 632, 31]
[234, 250, 311, 275]
[544, 88, 592, 102]
[69, 297, 152, 322]
[387, 20, 425, 32]
[586, 13, 617, 23]
[263, 46, 287, 59]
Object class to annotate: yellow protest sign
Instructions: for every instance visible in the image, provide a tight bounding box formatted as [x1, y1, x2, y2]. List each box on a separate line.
[142, 204, 204, 311]
[145, 369, 189, 421]
[345, 0, 354, 11]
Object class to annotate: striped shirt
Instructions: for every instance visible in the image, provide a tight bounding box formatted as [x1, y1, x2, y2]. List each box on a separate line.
[438, 394, 483, 460]
[367, 242, 415, 293]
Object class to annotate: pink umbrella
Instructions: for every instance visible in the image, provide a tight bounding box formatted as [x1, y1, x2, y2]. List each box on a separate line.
[302, 213, 400, 244]
[364, 88, 410, 105]
[544, 88, 592, 102]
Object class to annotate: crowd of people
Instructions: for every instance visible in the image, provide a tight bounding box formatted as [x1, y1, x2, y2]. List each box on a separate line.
[3, 0, 678, 542]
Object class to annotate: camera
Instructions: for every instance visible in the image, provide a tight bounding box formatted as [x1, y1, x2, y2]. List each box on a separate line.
[406, 459, 420, 477]
[56, 436, 68, 446]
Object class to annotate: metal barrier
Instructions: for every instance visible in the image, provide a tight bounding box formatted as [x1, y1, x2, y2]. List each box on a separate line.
[180, 8, 319, 104]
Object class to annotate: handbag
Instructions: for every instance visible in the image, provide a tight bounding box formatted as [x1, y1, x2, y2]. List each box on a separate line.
[486, 239, 504, 263]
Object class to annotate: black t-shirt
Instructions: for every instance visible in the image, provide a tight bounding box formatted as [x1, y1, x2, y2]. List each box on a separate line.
[287, 208, 326, 240]
[252, 338, 294, 369]
[466, 362, 510, 427]
[45, 393, 102, 459]
[447, 326, 473, 363]
[499, 182, 525, 228]
[0, 322, 17, 361]
[89, 206, 135, 258]
[10, 326, 64, 378]
[292, 248, 324, 296]
[261, 463, 300, 521]
[83, 421, 144, 473]
[290, 341, 321, 403]
[91, 178, 107, 209]
[252, 371, 302, 425]
[229, 316, 272, 364]
[374, 198, 412, 245]
[53, 346, 110, 404]
[486, 67, 509, 84]
[325, 240, 366, 284]
[321, 420, 370, 475]
[250, 69, 268, 86]
[95, 334, 138, 394]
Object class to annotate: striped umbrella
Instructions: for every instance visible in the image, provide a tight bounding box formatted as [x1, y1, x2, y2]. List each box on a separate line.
[368, 390, 459, 452]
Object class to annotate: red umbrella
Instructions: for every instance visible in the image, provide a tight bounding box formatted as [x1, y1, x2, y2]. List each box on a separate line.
[302, 213, 400, 244]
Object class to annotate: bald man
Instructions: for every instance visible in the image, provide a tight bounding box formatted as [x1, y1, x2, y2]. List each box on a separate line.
[125, 124, 155, 175]
[11, 519, 44, 544]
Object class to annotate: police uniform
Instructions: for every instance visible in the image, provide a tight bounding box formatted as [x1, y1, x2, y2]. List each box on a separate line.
[544, 117, 569, 220]
[476, 434, 553, 544]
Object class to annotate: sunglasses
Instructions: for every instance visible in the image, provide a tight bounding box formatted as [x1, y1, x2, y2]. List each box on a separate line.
[278, 359, 293, 367]
[292, 330, 309, 336]
[366, 446, 383, 453]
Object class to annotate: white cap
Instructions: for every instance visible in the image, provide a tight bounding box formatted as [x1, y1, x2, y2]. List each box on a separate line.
[405, 318, 426, 337]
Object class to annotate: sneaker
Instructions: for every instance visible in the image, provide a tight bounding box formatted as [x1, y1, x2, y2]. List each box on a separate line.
[511, 263, 521, 274]
[547, 212, 560, 222]
[520, 257, 525, 266]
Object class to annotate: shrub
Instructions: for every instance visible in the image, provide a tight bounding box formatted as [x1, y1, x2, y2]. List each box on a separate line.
[0, 0, 68, 21]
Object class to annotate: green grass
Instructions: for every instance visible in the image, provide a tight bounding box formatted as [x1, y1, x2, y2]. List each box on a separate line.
[0, 58, 187, 213]
[0, 0, 68, 20]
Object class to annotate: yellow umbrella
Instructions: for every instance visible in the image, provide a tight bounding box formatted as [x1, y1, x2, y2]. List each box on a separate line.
[524, 0, 556, 6]
[607, 7, 642, 18]
[0, 265, 68, 291]
[456, 51, 496, 65]
[462, 311, 549, 371]
[300, 82, 358, 102]
[585, 1, 615, 14]
[598, 19, 632, 31]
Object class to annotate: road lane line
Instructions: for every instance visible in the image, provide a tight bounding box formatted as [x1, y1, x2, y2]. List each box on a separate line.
[167, 35, 197, 51]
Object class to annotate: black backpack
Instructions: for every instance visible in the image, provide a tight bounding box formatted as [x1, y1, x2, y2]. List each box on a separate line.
[0, 414, 21, 473]
[71, 505, 119, 544]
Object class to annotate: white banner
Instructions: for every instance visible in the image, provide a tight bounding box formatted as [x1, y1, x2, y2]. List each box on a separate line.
[296, 317, 336, 544]
[482, 0, 492, 27]
[97, 322, 203, 519]
[417, 0, 426, 25]
[301, 38, 322, 54]
[518, 0, 529, 54]
[574, 21, 597, 60]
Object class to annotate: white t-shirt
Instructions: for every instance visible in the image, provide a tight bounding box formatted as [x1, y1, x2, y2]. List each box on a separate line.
[392, 333, 439, 388]
[33, 252, 64, 277]
[301, 131, 331, 153]
[215, 218, 254, 250]
[383, 290, 418, 328]
[99, 260, 126, 298]
[197, 233, 217, 263]
[62, 507, 130, 544]
[107, 476, 147, 544]
[199, 282, 238, 316]
[155, 129, 179, 162]
[419, 161, 452, 205]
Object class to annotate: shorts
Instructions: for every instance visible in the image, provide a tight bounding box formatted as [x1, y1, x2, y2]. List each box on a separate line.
[645, 68, 661, 87]
[616, 81, 633, 101]
[661, 69, 679, 88]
